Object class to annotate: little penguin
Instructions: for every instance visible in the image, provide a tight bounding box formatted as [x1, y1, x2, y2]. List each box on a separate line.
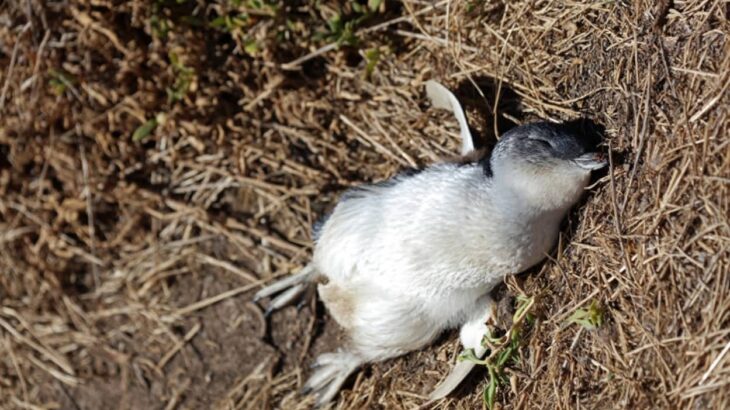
[254, 80, 607, 407]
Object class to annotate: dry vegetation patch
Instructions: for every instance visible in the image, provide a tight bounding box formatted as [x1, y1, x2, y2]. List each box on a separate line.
[0, 1, 728, 409]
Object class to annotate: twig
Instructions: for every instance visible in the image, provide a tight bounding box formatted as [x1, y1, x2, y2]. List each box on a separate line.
[157, 322, 202, 370]
[700, 339, 730, 384]
[0, 317, 75, 377]
[173, 281, 265, 317]
[0, 23, 31, 110]
[197, 253, 259, 283]
[80, 145, 100, 287]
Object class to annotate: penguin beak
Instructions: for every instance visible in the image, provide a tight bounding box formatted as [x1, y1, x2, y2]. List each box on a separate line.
[574, 152, 607, 170]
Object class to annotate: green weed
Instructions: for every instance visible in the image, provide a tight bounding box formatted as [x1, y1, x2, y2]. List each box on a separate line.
[132, 113, 166, 142]
[317, 0, 385, 46]
[363, 47, 381, 78]
[208, 1, 278, 56]
[132, 118, 158, 142]
[460, 294, 535, 410]
[150, 0, 189, 38]
[166, 51, 195, 103]
[210, 13, 250, 31]
[566, 300, 604, 330]
[48, 69, 76, 96]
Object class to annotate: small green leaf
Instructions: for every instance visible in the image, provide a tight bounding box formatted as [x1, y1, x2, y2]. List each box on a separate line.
[244, 39, 260, 55]
[566, 300, 604, 330]
[514, 295, 534, 321]
[48, 69, 76, 96]
[49, 79, 66, 95]
[327, 15, 343, 34]
[458, 348, 487, 365]
[245, 0, 278, 13]
[169, 51, 181, 67]
[466, 0, 484, 13]
[150, 14, 171, 39]
[484, 365, 497, 410]
[525, 312, 536, 325]
[364, 47, 380, 78]
[166, 51, 195, 102]
[496, 350, 510, 367]
[132, 118, 158, 141]
[368, 0, 383, 12]
[211, 14, 249, 31]
[338, 21, 358, 46]
[210, 16, 228, 28]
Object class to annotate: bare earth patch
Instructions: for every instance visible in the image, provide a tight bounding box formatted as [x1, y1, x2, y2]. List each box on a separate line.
[0, 1, 728, 409]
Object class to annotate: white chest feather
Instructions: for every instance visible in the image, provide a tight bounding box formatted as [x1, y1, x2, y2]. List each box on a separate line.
[313, 164, 569, 304]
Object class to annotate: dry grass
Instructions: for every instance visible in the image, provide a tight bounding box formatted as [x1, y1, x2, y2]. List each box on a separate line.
[0, 0, 728, 409]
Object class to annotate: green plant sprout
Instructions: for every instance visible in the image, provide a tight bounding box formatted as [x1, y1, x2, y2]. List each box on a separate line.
[363, 47, 381, 78]
[317, 0, 385, 46]
[166, 52, 195, 103]
[209, 1, 278, 56]
[48, 69, 76, 96]
[132, 113, 167, 142]
[209, 13, 250, 31]
[459, 294, 535, 410]
[566, 300, 603, 330]
[132, 118, 158, 142]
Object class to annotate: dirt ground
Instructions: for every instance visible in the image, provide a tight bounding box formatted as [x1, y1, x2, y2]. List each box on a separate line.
[1, 1, 728, 409]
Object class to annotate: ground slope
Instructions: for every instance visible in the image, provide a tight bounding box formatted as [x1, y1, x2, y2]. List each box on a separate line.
[0, 1, 728, 409]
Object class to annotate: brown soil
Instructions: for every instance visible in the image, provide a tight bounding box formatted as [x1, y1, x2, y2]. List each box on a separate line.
[1, 1, 728, 410]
